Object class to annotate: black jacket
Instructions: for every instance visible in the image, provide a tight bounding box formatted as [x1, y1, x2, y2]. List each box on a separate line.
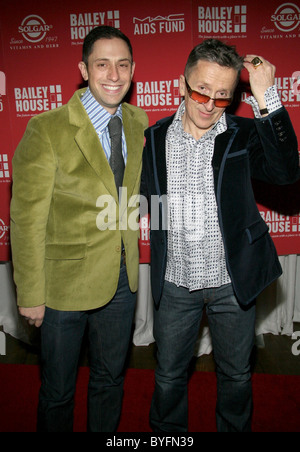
[141, 107, 300, 306]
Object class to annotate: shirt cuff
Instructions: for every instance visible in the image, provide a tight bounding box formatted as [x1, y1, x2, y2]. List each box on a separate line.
[245, 85, 282, 118]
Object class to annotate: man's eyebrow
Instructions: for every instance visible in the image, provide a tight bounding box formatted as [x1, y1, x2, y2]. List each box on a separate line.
[94, 57, 132, 63]
[195, 81, 231, 93]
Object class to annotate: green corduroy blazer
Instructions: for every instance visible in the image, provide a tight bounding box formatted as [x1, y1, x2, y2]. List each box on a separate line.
[10, 88, 149, 311]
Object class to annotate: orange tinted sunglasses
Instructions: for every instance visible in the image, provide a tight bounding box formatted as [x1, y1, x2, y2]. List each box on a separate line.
[185, 79, 232, 108]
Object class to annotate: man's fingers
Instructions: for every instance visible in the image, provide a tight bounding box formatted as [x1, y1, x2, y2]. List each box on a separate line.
[19, 306, 45, 328]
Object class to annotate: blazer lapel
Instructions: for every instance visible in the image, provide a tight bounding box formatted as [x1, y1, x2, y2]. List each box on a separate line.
[152, 116, 174, 196]
[68, 90, 118, 199]
[212, 114, 239, 198]
[121, 104, 144, 208]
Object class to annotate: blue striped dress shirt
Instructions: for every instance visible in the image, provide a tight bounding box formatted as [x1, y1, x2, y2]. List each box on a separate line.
[81, 87, 127, 164]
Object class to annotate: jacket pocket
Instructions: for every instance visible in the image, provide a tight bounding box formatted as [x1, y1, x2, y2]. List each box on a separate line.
[245, 221, 269, 245]
[45, 243, 87, 260]
[227, 149, 247, 159]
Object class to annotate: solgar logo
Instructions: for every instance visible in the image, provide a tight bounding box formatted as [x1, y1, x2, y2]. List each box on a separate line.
[19, 15, 52, 43]
[14, 85, 62, 116]
[271, 3, 300, 32]
[133, 14, 185, 35]
[198, 5, 247, 34]
[136, 80, 180, 110]
[0, 219, 9, 240]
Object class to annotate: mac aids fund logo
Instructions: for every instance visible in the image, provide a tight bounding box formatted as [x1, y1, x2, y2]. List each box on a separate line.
[133, 14, 185, 35]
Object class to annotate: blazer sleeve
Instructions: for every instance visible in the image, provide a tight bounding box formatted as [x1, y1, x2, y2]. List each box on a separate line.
[10, 115, 57, 308]
[249, 107, 300, 185]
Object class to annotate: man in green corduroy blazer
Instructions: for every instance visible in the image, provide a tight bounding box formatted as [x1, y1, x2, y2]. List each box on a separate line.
[10, 26, 148, 432]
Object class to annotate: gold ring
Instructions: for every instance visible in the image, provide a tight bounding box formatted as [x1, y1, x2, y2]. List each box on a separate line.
[251, 57, 263, 68]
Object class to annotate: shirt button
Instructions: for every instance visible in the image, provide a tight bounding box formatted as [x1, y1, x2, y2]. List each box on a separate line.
[115, 246, 121, 252]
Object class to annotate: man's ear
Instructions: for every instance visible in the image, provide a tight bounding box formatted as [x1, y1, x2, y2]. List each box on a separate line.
[78, 61, 88, 81]
[131, 61, 136, 80]
[179, 74, 186, 97]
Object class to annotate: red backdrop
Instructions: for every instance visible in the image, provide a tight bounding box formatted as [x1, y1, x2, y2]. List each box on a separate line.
[0, 0, 299, 262]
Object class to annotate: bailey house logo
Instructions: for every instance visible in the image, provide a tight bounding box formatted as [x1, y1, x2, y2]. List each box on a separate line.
[0, 154, 10, 180]
[136, 79, 180, 112]
[0, 71, 5, 96]
[0, 71, 5, 113]
[271, 3, 300, 32]
[292, 331, 300, 356]
[260, 210, 300, 235]
[19, 15, 53, 43]
[275, 74, 300, 106]
[133, 14, 185, 35]
[14, 85, 62, 117]
[198, 5, 247, 35]
[70, 11, 120, 41]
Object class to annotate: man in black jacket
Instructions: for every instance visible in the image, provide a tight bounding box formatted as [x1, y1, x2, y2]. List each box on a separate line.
[141, 39, 299, 432]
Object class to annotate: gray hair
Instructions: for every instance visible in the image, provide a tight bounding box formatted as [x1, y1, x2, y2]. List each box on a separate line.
[184, 39, 244, 80]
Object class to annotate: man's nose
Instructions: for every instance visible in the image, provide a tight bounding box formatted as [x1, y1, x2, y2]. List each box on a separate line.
[108, 64, 120, 81]
[204, 99, 215, 111]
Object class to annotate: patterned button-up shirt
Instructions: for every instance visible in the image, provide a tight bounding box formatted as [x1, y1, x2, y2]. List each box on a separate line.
[165, 86, 282, 291]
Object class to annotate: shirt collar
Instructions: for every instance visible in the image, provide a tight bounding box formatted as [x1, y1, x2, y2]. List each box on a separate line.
[174, 100, 227, 138]
[81, 87, 123, 135]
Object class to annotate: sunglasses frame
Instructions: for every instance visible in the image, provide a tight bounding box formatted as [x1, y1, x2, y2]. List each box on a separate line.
[185, 79, 232, 108]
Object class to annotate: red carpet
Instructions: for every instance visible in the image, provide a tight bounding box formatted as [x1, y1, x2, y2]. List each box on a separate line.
[0, 364, 299, 432]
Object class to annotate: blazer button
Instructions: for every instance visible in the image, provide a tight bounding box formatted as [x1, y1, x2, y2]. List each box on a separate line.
[115, 246, 121, 252]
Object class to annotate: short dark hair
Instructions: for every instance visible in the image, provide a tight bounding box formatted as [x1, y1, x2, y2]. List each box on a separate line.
[82, 26, 133, 66]
[185, 39, 244, 79]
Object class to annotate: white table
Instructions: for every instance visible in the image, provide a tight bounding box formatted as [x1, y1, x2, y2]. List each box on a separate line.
[1, 257, 300, 356]
[0, 261, 29, 342]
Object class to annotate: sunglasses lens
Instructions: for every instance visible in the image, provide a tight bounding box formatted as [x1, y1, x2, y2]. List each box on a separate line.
[191, 92, 210, 104]
[214, 99, 232, 107]
[186, 80, 232, 108]
[191, 93, 231, 107]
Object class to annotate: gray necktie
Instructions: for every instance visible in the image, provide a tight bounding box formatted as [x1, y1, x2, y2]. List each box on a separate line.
[108, 116, 124, 199]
